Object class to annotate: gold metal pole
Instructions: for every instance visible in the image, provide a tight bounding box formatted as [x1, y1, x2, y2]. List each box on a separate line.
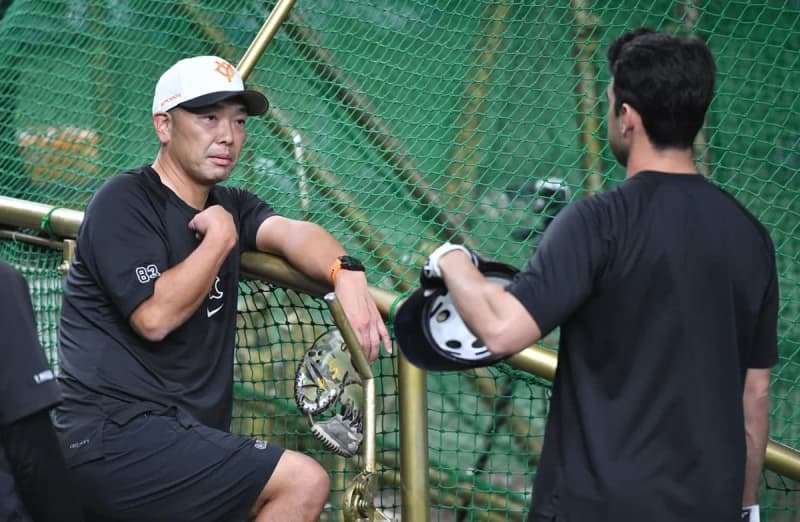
[766, 440, 800, 482]
[380, 465, 528, 520]
[0, 195, 82, 238]
[398, 356, 430, 522]
[240, 251, 329, 298]
[242, 251, 401, 314]
[507, 346, 559, 382]
[368, 292, 431, 520]
[0, 229, 64, 250]
[236, 0, 297, 80]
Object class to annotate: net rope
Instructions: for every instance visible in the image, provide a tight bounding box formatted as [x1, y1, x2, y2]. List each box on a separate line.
[0, 1, 797, 519]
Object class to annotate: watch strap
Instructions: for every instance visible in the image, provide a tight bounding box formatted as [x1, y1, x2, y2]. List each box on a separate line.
[329, 256, 365, 286]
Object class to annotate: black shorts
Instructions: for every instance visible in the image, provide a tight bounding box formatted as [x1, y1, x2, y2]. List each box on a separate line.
[66, 406, 284, 522]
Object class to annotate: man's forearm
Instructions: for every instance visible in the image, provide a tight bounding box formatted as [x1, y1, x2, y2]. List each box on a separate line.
[130, 232, 232, 340]
[440, 252, 503, 335]
[258, 218, 346, 283]
[742, 368, 771, 506]
[284, 225, 346, 283]
[439, 252, 540, 355]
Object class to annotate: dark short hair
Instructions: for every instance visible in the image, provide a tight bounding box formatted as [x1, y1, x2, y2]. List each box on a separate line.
[608, 28, 716, 149]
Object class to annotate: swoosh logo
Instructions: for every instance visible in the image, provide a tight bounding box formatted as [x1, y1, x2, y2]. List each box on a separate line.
[207, 304, 224, 318]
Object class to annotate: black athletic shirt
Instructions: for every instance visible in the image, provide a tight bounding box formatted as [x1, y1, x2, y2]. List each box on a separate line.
[506, 172, 779, 522]
[0, 262, 63, 521]
[56, 166, 275, 436]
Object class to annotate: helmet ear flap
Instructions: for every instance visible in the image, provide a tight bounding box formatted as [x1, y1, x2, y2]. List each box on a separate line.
[394, 260, 518, 371]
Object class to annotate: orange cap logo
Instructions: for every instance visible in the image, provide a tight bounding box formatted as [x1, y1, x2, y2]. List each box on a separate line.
[213, 60, 237, 83]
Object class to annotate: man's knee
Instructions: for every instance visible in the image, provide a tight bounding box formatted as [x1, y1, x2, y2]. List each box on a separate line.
[259, 450, 330, 506]
[305, 460, 330, 506]
[286, 453, 330, 504]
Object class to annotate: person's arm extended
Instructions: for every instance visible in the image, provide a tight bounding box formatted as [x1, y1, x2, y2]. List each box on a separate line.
[742, 367, 770, 507]
[0, 411, 86, 522]
[256, 216, 390, 362]
[438, 250, 541, 356]
[432, 197, 606, 357]
[256, 216, 347, 281]
[130, 205, 237, 341]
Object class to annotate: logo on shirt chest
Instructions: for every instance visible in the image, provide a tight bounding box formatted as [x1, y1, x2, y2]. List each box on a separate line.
[207, 276, 224, 318]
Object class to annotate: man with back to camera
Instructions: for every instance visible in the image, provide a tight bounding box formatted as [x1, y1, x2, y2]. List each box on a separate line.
[0, 261, 85, 522]
[420, 29, 775, 521]
[54, 55, 392, 522]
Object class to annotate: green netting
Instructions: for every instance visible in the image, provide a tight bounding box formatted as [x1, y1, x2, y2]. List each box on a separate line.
[0, 0, 798, 520]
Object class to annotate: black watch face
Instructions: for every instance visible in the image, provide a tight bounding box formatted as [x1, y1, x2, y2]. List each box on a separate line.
[339, 256, 365, 271]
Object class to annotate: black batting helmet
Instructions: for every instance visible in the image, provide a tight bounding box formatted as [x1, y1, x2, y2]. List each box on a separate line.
[393, 260, 518, 371]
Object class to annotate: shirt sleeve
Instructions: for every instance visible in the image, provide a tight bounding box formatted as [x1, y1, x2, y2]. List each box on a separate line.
[231, 188, 276, 252]
[78, 174, 169, 319]
[747, 242, 779, 369]
[0, 264, 61, 426]
[505, 196, 610, 337]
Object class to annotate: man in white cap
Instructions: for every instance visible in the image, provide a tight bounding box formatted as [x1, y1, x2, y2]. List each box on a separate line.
[54, 55, 391, 522]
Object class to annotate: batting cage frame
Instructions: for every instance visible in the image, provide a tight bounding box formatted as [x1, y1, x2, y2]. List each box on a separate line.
[1, 0, 799, 520]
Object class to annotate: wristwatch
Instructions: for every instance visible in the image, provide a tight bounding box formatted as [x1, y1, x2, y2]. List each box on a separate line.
[329, 255, 365, 285]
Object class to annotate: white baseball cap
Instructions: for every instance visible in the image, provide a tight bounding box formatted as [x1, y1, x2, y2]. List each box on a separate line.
[152, 55, 269, 116]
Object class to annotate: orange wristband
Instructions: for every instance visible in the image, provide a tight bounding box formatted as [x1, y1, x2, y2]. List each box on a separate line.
[329, 258, 343, 286]
[329, 256, 365, 286]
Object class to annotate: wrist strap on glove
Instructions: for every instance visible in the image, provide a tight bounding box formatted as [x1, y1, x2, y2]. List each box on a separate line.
[423, 242, 478, 279]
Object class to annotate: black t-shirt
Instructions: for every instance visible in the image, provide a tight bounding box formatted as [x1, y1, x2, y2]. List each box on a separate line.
[57, 166, 275, 434]
[507, 172, 778, 521]
[0, 261, 61, 521]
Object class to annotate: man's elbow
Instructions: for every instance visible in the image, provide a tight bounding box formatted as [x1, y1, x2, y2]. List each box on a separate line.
[480, 317, 541, 357]
[129, 309, 171, 342]
[481, 327, 531, 357]
[484, 341, 519, 357]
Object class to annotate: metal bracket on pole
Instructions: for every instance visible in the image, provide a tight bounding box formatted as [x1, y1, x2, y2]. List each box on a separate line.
[60, 238, 76, 275]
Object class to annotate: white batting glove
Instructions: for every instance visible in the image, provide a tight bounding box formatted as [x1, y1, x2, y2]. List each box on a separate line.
[741, 505, 760, 522]
[422, 242, 478, 279]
